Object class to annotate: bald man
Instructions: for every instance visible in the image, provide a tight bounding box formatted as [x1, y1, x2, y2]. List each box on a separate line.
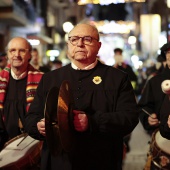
[25, 24, 139, 170]
[0, 37, 43, 152]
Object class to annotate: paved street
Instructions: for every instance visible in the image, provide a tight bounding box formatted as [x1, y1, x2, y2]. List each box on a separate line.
[123, 121, 151, 170]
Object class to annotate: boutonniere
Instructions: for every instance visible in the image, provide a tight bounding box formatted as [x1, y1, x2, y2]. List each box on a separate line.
[92, 76, 102, 85]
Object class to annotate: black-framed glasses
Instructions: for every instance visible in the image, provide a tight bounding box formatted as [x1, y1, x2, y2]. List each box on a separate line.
[68, 36, 99, 45]
[7, 48, 30, 56]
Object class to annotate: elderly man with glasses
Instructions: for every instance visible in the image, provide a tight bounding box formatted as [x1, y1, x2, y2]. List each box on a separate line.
[0, 37, 43, 153]
[25, 23, 139, 170]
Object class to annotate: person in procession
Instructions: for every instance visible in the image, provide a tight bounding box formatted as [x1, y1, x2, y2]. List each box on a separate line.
[0, 37, 43, 151]
[138, 42, 170, 136]
[25, 23, 139, 170]
[158, 43, 170, 139]
[138, 42, 170, 170]
[0, 52, 8, 71]
[30, 47, 50, 73]
[113, 48, 138, 91]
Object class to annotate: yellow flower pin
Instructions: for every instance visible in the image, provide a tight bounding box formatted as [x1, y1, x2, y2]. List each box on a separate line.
[93, 76, 102, 85]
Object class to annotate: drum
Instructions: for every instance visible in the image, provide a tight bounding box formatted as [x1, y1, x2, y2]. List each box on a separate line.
[150, 129, 170, 170]
[0, 133, 42, 170]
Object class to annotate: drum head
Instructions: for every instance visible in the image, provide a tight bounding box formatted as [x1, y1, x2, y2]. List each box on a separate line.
[155, 131, 170, 154]
[0, 133, 42, 169]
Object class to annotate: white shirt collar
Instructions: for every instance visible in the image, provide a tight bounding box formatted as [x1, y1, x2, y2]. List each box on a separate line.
[11, 69, 27, 80]
[71, 59, 98, 70]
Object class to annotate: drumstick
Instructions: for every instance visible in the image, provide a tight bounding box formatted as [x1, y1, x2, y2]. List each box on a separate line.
[142, 109, 155, 119]
[17, 134, 28, 146]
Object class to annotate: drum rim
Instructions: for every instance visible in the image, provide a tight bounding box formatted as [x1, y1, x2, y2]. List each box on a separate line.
[0, 133, 42, 169]
[151, 129, 170, 170]
[152, 160, 170, 170]
[3, 133, 28, 148]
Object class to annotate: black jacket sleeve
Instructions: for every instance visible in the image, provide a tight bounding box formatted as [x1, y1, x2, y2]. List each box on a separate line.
[24, 76, 47, 140]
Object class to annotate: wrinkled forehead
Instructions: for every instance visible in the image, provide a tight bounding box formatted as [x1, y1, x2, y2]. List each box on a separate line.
[69, 24, 99, 38]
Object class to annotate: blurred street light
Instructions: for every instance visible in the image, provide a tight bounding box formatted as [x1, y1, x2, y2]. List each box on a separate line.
[167, 0, 170, 8]
[78, 0, 145, 5]
[63, 22, 74, 33]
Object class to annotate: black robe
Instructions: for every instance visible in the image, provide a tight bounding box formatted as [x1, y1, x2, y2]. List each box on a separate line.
[25, 62, 139, 170]
[159, 95, 170, 139]
[138, 65, 170, 135]
[0, 76, 27, 150]
[4, 76, 27, 139]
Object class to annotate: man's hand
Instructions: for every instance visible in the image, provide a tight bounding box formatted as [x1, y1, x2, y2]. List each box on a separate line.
[37, 118, 46, 136]
[148, 113, 160, 126]
[167, 115, 170, 128]
[73, 110, 88, 132]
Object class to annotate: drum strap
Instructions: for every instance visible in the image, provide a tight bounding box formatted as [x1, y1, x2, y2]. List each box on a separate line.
[18, 118, 24, 133]
[16, 104, 24, 133]
[144, 154, 152, 170]
[18, 118, 23, 129]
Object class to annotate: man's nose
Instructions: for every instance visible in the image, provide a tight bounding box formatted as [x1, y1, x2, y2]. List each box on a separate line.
[77, 38, 84, 46]
[15, 50, 21, 55]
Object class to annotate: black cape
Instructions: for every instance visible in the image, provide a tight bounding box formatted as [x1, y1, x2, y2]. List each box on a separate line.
[25, 62, 139, 170]
[138, 65, 170, 135]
